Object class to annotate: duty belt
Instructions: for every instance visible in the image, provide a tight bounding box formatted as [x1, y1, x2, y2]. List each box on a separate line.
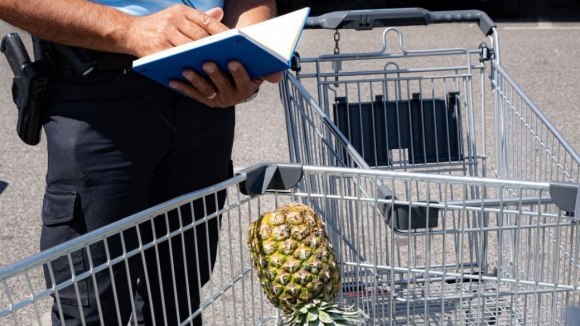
[89, 50, 136, 72]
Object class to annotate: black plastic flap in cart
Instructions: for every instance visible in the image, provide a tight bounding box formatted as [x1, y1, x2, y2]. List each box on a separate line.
[332, 92, 464, 166]
[377, 184, 439, 231]
[387, 201, 440, 230]
[566, 306, 580, 326]
[237, 163, 303, 196]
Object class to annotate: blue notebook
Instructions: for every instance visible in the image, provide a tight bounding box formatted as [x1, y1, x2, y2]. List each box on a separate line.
[132, 7, 310, 88]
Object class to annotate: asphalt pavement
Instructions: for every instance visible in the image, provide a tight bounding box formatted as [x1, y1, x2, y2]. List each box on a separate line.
[1, 0, 579, 323]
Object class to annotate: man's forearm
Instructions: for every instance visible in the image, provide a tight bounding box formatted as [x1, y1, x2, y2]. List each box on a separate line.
[0, 0, 134, 54]
[0, 0, 276, 57]
[223, 0, 276, 29]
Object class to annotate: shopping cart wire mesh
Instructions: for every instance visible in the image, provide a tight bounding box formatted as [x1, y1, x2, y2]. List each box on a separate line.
[1, 163, 580, 325]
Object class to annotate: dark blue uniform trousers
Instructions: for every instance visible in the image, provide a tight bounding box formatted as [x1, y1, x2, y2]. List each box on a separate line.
[40, 71, 235, 326]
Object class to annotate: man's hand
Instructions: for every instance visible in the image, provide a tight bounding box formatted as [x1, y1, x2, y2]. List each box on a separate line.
[169, 61, 283, 108]
[168, 0, 280, 108]
[125, 6, 229, 57]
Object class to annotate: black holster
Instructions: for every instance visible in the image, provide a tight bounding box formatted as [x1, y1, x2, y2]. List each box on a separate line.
[1, 34, 50, 146]
[1, 34, 99, 146]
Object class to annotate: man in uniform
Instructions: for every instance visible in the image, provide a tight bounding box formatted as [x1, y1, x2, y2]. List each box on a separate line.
[0, 0, 281, 325]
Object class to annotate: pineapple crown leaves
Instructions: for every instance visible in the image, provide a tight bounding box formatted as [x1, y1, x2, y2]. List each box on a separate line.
[282, 299, 363, 326]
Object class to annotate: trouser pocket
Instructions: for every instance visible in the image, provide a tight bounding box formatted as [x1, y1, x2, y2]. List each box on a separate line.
[40, 187, 90, 307]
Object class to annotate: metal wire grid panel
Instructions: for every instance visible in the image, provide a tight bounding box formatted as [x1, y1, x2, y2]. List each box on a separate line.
[1, 165, 578, 325]
[283, 27, 488, 176]
[295, 167, 580, 325]
[281, 27, 580, 186]
[490, 62, 580, 184]
[0, 176, 280, 326]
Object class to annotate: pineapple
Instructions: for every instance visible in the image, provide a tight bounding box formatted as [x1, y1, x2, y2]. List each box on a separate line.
[247, 202, 361, 325]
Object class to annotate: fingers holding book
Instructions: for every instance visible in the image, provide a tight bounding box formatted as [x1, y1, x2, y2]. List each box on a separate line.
[169, 60, 275, 108]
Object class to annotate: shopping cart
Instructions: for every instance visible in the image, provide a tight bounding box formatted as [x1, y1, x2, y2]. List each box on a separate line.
[1, 8, 580, 326]
[1, 162, 578, 325]
[277, 6, 580, 325]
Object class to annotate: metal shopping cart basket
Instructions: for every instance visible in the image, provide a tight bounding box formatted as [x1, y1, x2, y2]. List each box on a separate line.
[1, 162, 578, 325]
[276, 6, 580, 326]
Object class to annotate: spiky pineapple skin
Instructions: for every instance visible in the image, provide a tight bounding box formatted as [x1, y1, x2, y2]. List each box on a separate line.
[247, 203, 341, 313]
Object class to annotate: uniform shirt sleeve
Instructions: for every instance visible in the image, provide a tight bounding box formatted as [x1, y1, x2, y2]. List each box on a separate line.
[89, 0, 225, 16]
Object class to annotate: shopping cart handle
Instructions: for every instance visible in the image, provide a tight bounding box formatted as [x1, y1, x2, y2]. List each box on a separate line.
[237, 163, 303, 196]
[305, 8, 496, 36]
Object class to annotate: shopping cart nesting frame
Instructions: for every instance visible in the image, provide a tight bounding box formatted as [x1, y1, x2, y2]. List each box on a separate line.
[1, 8, 580, 326]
